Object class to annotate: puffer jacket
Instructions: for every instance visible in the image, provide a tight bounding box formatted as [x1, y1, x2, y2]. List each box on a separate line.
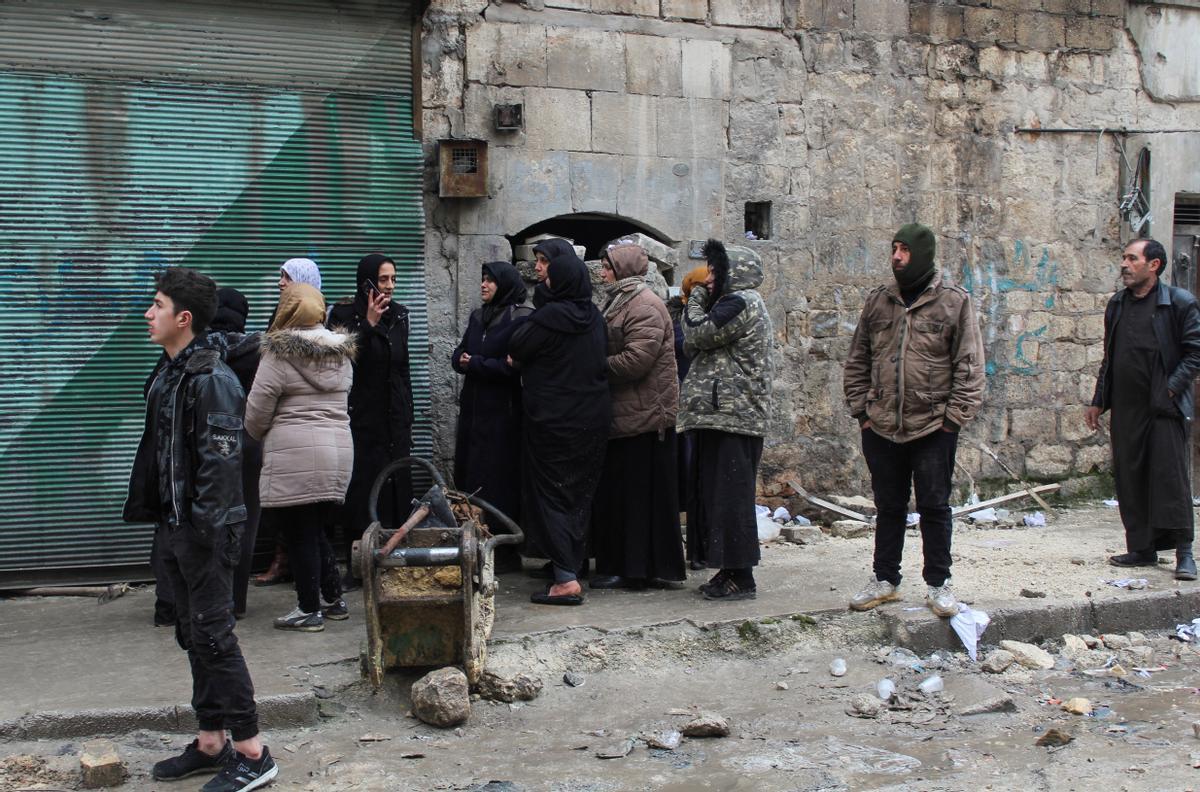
[602, 244, 679, 438]
[124, 341, 247, 549]
[678, 246, 774, 437]
[245, 326, 356, 508]
[843, 272, 986, 443]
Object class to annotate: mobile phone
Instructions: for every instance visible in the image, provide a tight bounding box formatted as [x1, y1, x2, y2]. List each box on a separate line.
[363, 278, 381, 298]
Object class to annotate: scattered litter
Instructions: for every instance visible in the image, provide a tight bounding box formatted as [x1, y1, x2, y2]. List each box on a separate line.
[950, 605, 991, 661]
[1102, 578, 1148, 590]
[772, 506, 791, 523]
[918, 675, 944, 695]
[790, 514, 812, 526]
[643, 730, 681, 751]
[1023, 512, 1046, 527]
[906, 513, 920, 527]
[357, 734, 392, 743]
[876, 678, 896, 701]
[1035, 728, 1074, 747]
[968, 507, 998, 522]
[1173, 618, 1200, 642]
[776, 681, 789, 691]
[756, 506, 781, 542]
[829, 658, 848, 677]
[1103, 499, 1119, 508]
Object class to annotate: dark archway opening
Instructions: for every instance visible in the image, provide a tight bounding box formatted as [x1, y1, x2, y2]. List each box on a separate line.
[508, 212, 677, 280]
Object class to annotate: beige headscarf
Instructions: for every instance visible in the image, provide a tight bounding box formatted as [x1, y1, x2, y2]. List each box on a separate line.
[270, 283, 325, 331]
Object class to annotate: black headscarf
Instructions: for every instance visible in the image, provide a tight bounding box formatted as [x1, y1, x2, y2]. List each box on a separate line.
[354, 253, 397, 314]
[531, 238, 597, 334]
[481, 260, 526, 327]
[210, 287, 249, 333]
[701, 238, 729, 304]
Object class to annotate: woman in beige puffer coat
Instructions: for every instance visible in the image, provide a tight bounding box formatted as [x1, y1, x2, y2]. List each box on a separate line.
[246, 283, 355, 632]
[589, 242, 686, 590]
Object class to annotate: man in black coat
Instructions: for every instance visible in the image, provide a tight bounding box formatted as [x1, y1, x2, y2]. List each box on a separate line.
[125, 268, 277, 789]
[328, 254, 415, 586]
[1086, 238, 1200, 580]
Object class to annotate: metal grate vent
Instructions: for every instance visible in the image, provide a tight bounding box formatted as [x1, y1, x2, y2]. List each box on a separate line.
[1175, 199, 1200, 226]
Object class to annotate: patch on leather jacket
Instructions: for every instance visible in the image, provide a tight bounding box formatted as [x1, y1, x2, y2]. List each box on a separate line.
[207, 413, 242, 458]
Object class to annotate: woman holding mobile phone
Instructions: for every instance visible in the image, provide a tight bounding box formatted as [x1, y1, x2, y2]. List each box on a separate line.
[328, 253, 415, 588]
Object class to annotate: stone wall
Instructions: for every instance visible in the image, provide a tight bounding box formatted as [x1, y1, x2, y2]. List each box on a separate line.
[419, 0, 1200, 495]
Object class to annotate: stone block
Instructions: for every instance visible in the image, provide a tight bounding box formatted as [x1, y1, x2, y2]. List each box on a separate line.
[910, 3, 965, 42]
[1043, 0, 1091, 13]
[1026, 443, 1073, 478]
[963, 7, 1016, 45]
[854, 0, 909, 36]
[524, 87, 592, 152]
[466, 22, 547, 87]
[664, 0, 709, 21]
[729, 100, 785, 164]
[462, 83, 527, 143]
[457, 148, 573, 235]
[991, 0, 1044, 10]
[591, 0, 659, 14]
[626, 34, 683, 96]
[711, 0, 783, 27]
[1074, 444, 1108, 473]
[617, 156, 725, 241]
[592, 92, 658, 157]
[682, 39, 733, 99]
[781, 525, 827, 544]
[1092, 0, 1123, 17]
[546, 27, 625, 92]
[1058, 405, 1092, 442]
[1015, 12, 1065, 51]
[1009, 408, 1057, 440]
[569, 153, 623, 214]
[656, 97, 730, 160]
[830, 519, 873, 538]
[1065, 17, 1115, 51]
[80, 740, 126, 788]
[546, 0, 589, 8]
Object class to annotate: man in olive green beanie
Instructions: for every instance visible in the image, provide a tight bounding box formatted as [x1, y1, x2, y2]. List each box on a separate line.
[843, 223, 987, 619]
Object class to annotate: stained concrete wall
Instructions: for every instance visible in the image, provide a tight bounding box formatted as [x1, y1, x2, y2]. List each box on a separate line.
[419, 0, 1200, 494]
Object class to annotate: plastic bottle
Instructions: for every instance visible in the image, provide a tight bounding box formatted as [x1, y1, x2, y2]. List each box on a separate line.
[876, 678, 896, 701]
[829, 658, 847, 677]
[918, 675, 944, 694]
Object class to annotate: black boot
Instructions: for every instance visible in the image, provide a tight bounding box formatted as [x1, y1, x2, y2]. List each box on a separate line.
[1177, 544, 1197, 581]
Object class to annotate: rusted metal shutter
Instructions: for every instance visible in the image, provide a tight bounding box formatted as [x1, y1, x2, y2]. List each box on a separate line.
[0, 0, 426, 586]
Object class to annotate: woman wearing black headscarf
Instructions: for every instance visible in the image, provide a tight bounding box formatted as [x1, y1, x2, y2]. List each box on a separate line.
[452, 261, 532, 550]
[508, 239, 611, 605]
[328, 254, 415, 586]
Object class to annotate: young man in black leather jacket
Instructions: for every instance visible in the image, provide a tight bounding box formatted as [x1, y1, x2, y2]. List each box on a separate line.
[124, 267, 278, 792]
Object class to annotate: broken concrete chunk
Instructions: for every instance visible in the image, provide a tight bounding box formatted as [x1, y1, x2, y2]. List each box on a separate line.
[845, 694, 883, 719]
[1060, 634, 1089, 657]
[1035, 728, 1074, 747]
[563, 671, 585, 688]
[1101, 633, 1131, 650]
[1127, 631, 1148, 646]
[595, 739, 634, 759]
[1122, 645, 1154, 664]
[1062, 697, 1092, 715]
[829, 520, 873, 539]
[981, 649, 1015, 674]
[1081, 634, 1102, 649]
[411, 667, 470, 728]
[681, 712, 730, 738]
[80, 740, 127, 788]
[476, 671, 543, 703]
[781, 525, 826, 544]
[999, 640, 1055, 670]
[958, 695, 1017, 716]
[644, 730, 682, 750]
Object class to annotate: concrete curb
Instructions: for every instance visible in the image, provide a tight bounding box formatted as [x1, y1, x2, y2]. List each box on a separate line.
[881, 588, 1200, 655]
[0, 691, 318, 741]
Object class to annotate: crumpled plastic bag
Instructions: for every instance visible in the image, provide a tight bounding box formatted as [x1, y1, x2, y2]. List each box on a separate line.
[1174, 617, 1200, 642]
[950, 605, 990, 662]
[1023, 511, 1046, 527]
[1101, 577, 1148, 590]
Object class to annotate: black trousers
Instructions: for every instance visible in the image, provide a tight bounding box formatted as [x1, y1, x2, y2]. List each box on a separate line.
[687, 429, 763, 571]
[152, 524, 176, 624]
[231, 438, 263, 616]
[862, 427, 958, 588]
[161, 522, 258, 741]
[269, 503, 343, 613]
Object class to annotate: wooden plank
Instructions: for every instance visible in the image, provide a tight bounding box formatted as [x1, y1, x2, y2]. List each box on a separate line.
[787, 479, 870, 522]
[952, 484, 1061, 517]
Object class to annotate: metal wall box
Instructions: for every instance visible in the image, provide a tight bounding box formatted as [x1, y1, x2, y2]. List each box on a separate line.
[494, 103, 523, 131]
[438, 139, 488, 198]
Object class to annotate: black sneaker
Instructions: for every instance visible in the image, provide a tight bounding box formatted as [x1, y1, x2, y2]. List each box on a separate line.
[702, 576, 757, 601]
[201, 747, 278, 792]
[152, 739, 233, 781]
[321, 599, 350, 621]
[698, 570, 729, 596]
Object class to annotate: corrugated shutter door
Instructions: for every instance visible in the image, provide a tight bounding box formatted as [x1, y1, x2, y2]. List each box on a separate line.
[0, 0, 427, 586]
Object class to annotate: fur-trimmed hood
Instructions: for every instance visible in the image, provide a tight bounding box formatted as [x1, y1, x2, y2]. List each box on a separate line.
[261, 326, 357, 392]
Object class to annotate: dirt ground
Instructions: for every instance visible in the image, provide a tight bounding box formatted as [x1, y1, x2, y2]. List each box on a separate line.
[5, 613, 1200, 792]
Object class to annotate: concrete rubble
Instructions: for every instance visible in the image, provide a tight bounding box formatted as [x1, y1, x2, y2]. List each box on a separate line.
[410, 668, 471, 728]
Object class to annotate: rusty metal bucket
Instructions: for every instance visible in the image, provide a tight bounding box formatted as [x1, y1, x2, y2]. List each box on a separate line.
[352, 457, 521, 688]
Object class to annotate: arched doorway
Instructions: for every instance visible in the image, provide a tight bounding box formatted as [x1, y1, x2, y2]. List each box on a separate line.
[508, 212, 679, 282]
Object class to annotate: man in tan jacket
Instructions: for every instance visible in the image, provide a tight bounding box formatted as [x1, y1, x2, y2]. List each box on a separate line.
[843, 223, 986, 618]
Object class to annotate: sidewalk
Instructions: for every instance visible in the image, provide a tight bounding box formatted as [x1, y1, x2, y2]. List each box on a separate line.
[3, 503, 1197, 739]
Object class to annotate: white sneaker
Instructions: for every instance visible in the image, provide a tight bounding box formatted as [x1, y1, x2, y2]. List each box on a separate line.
[849, 577, 900, 611]
[926, 582, 958, 619]
[273, 607, 324, 632]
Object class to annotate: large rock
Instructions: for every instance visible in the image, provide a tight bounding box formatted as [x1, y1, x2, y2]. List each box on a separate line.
[476, 671, 543, 703]
[830, 520, 873, 539]
[981, 649, 1015, 674]
[999, 640, 1055, 670]
[1101, 633, 1131, 650]
[681, 712, 730, 737]
[781, 525, 826, 545]
[80, 740, 126, 788]
[1060, 634, 1089, 658]
[411, 668, 470, 728]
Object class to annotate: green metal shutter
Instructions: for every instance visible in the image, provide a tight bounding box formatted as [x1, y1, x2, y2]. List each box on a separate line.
[0, 0, 427, 586]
